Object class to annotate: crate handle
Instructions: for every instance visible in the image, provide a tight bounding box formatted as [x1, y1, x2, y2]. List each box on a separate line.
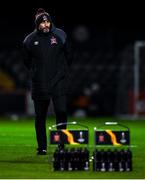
[105, 122, 118, 125]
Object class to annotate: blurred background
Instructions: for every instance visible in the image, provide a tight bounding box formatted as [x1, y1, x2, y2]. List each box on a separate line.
[1, 3, 145, 119]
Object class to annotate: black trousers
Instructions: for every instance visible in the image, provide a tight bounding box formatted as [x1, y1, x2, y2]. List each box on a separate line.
[33, 95, 67, 150]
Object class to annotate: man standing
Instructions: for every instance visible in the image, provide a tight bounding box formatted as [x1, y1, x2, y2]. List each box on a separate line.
[23, 8, 73, 155]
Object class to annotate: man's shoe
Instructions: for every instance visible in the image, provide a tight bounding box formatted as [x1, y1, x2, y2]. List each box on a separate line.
[37, 149, 47, 155]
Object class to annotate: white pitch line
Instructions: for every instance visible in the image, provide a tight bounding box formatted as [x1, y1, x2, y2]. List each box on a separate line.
[0, 144, 34, 147]
[91, 145, 138, 148]
[0, 134, 33, 137]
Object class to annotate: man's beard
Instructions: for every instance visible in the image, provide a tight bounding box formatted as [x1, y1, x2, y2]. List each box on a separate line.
[42, 27, 50, 33]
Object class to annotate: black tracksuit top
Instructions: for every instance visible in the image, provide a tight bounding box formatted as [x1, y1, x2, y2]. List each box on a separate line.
[23, 26, 72, 100]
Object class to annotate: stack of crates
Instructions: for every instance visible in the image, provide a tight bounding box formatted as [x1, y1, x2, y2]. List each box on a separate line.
[93, 148, 132, 172]
[48, 122, 90, 171]
[53, 147, 89, 171]
[93, 122, 133, 172]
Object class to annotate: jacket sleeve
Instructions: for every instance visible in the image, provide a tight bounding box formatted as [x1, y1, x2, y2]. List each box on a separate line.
[22, 39, 32, 71]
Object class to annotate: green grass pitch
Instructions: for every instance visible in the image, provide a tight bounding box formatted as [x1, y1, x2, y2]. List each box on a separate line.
[0, 117, 145, 179]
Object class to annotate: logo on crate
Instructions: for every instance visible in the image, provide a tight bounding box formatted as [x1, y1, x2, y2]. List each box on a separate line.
[120, 132, 127, 143]
[62, 130, 79, 145]
[98, 133, 105, 142]
[95, 130, 130, 145]
[53, 133, 60, 142]
[78, 131, 85, 143]
[105, 130, 121, 146]
[50, 130, 88, 144]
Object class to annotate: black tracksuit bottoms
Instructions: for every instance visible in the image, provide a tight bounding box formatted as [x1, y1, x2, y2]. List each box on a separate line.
[33, 95, 67, 150]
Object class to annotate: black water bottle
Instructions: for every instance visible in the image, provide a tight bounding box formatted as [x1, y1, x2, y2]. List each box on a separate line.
[93, 149, 99, 171]
[107, 149, 114, 172]
[119, 149, 125, 172]
[67, 148, 73, 171]
[70, 148, 75, 170]
[96, 149, 102, 171]
[84, 148, 89, 171]
[125, 148, 132, 171]
[113, 149, 119, 171]
[100, 149, 106, 172]
[53, 149, 60, 171]
[59, 149, 65, 171]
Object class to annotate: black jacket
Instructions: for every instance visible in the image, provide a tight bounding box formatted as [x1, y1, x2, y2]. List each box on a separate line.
[23, 26, 73, 100]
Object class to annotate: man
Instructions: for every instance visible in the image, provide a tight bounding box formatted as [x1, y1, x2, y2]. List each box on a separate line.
[23, 8, 73, 155]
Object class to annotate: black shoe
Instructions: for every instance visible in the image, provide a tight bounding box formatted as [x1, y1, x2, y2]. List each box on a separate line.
[37, 148, 47, 155]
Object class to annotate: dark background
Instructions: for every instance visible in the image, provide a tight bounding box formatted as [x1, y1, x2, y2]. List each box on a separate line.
[0, 2, 145, 117]
[0, 2, 145, 49]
